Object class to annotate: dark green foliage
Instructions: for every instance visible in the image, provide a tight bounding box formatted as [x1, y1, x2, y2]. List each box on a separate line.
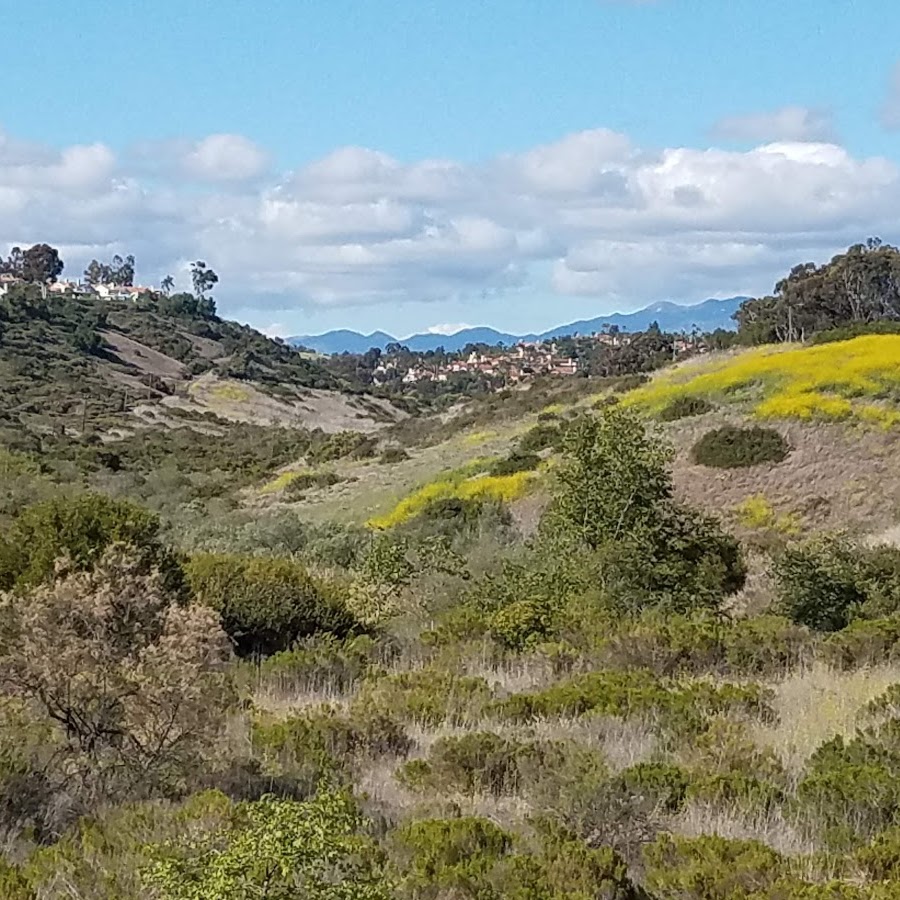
[691, 425, 790, 469]
[735, 238, 900, 344]
[495, 668, 771, 735]
[658, 395, 715, 421]
[723, 615, 814, 674]
[617, 763, 690, 813]
[643, 833, 788, 900]
[795, 730, 900, 847]
[390, 817, 641, 900]
[257, 635, 385, 697]
[517, 422, 564, 453]
[308, 432, 377, 465]
[544, 408, 673, 549]
[489, 450, 542, 476]
[540, 408, 746, 611]
[283, 470, 343, 498]
[398, 733, 581, 798]
[185, 554, 361, 657]
[774, 536, 900, 632]
[822, 617, 900, 669]
[812, 320, 900, 345]
[0, 493, 183, 594]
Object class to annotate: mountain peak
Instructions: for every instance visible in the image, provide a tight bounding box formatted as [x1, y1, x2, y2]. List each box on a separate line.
[288, 296, 747, 355]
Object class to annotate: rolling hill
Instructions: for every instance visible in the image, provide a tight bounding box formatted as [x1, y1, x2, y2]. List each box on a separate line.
[0, 285, 406, 448]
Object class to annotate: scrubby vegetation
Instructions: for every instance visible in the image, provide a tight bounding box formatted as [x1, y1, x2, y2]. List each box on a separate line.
[691, 426, 791, 469]
[7, 240, 900, 895]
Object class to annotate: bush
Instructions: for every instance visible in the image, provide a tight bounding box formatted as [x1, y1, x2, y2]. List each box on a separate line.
[185, 554, 361, 657]
[397, 733, 573, 798]
[691, 425, 790, 469]
[658, 395, 715, 421]
[643, 833, 788, 900]
[0, 493, 183, 594]
[390, 817, 641, 900]
[495, 668, 771, 736]
[283, 470, 342, 498]
[379, 446, 410, 464]
[488, 451, 542, 477]
[518, 422, 563, 453]
[253, 706, 411, 784]
[723, 615, 813, 675]
[352, 669, 494, 727]
[774, 535, 900, 632]
[795, 733, 900, 847]
[822, 617, 900, 669]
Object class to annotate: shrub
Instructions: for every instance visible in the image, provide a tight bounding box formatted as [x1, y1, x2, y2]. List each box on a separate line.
[0, 493, 183, 594]
[185, 554, 361, 657]
[257, 635, 384, 697]
[144, 789, 391, 899]
[495, 668, 771, 736]
[773, 535, 900, 632]
[594, 611, 726, 675]
[795, 732, 900, 847]
[398, 732, 524, 796]
[379, 446, 410, 464]
[253, 706, 411, 783]
[488, 451, 542, 477]
[723, 615, 813, 675]
[0, 547, 232, 803]
[352, 670, 494, 727]
[517, 422, 563, 453]
[691, 425, 790, 469]
[283, 470, 342, 498]
[617, 762, 690, 813]
[390, 816, 641, 900]
[821, 617, 900, 669]
[658, 395, 715, 421]
[643, 833, 788, 900]
[391, 817, 512, 891]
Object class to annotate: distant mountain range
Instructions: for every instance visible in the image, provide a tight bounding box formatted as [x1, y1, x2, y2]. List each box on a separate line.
[289, 296, 747, 355]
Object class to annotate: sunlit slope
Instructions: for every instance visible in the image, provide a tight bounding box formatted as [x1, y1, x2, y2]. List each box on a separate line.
[625, 335, 900, 427]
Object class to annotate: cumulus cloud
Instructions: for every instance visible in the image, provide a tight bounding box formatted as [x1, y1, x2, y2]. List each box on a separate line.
[0, 124, 898, 320]
[882, 62, 900, 130]
[710, 106, 835, 143]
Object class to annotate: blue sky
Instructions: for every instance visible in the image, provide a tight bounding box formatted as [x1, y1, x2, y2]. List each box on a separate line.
[2, 0, 899, 337]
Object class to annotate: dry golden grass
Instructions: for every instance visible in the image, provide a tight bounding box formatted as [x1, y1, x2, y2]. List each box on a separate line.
[749, 662, 900, 771]
[667, 412, 900, 540]
[671, 801, 819, 859]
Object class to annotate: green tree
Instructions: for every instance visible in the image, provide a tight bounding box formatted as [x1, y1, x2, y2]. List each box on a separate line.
[160, 274, 175, 295]
[143, 789, 392, 900]
[543, 406, 673, 549]
[21, 244, 63, 286]
[540, 407, 744, 613]
[190, 260, 219, 300]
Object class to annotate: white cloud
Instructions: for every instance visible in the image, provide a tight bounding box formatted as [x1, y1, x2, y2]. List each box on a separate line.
[181, 134, 270, 182]
[882, 62, 900, 130]
[0, 124, 898, 321]
[711, 106, 835, 143]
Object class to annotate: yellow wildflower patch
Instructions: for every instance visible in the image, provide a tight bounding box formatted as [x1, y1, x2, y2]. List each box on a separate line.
[625, 336, 900, 427]
[367, 469, 537, 530]
[260, 470, 307, 494]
